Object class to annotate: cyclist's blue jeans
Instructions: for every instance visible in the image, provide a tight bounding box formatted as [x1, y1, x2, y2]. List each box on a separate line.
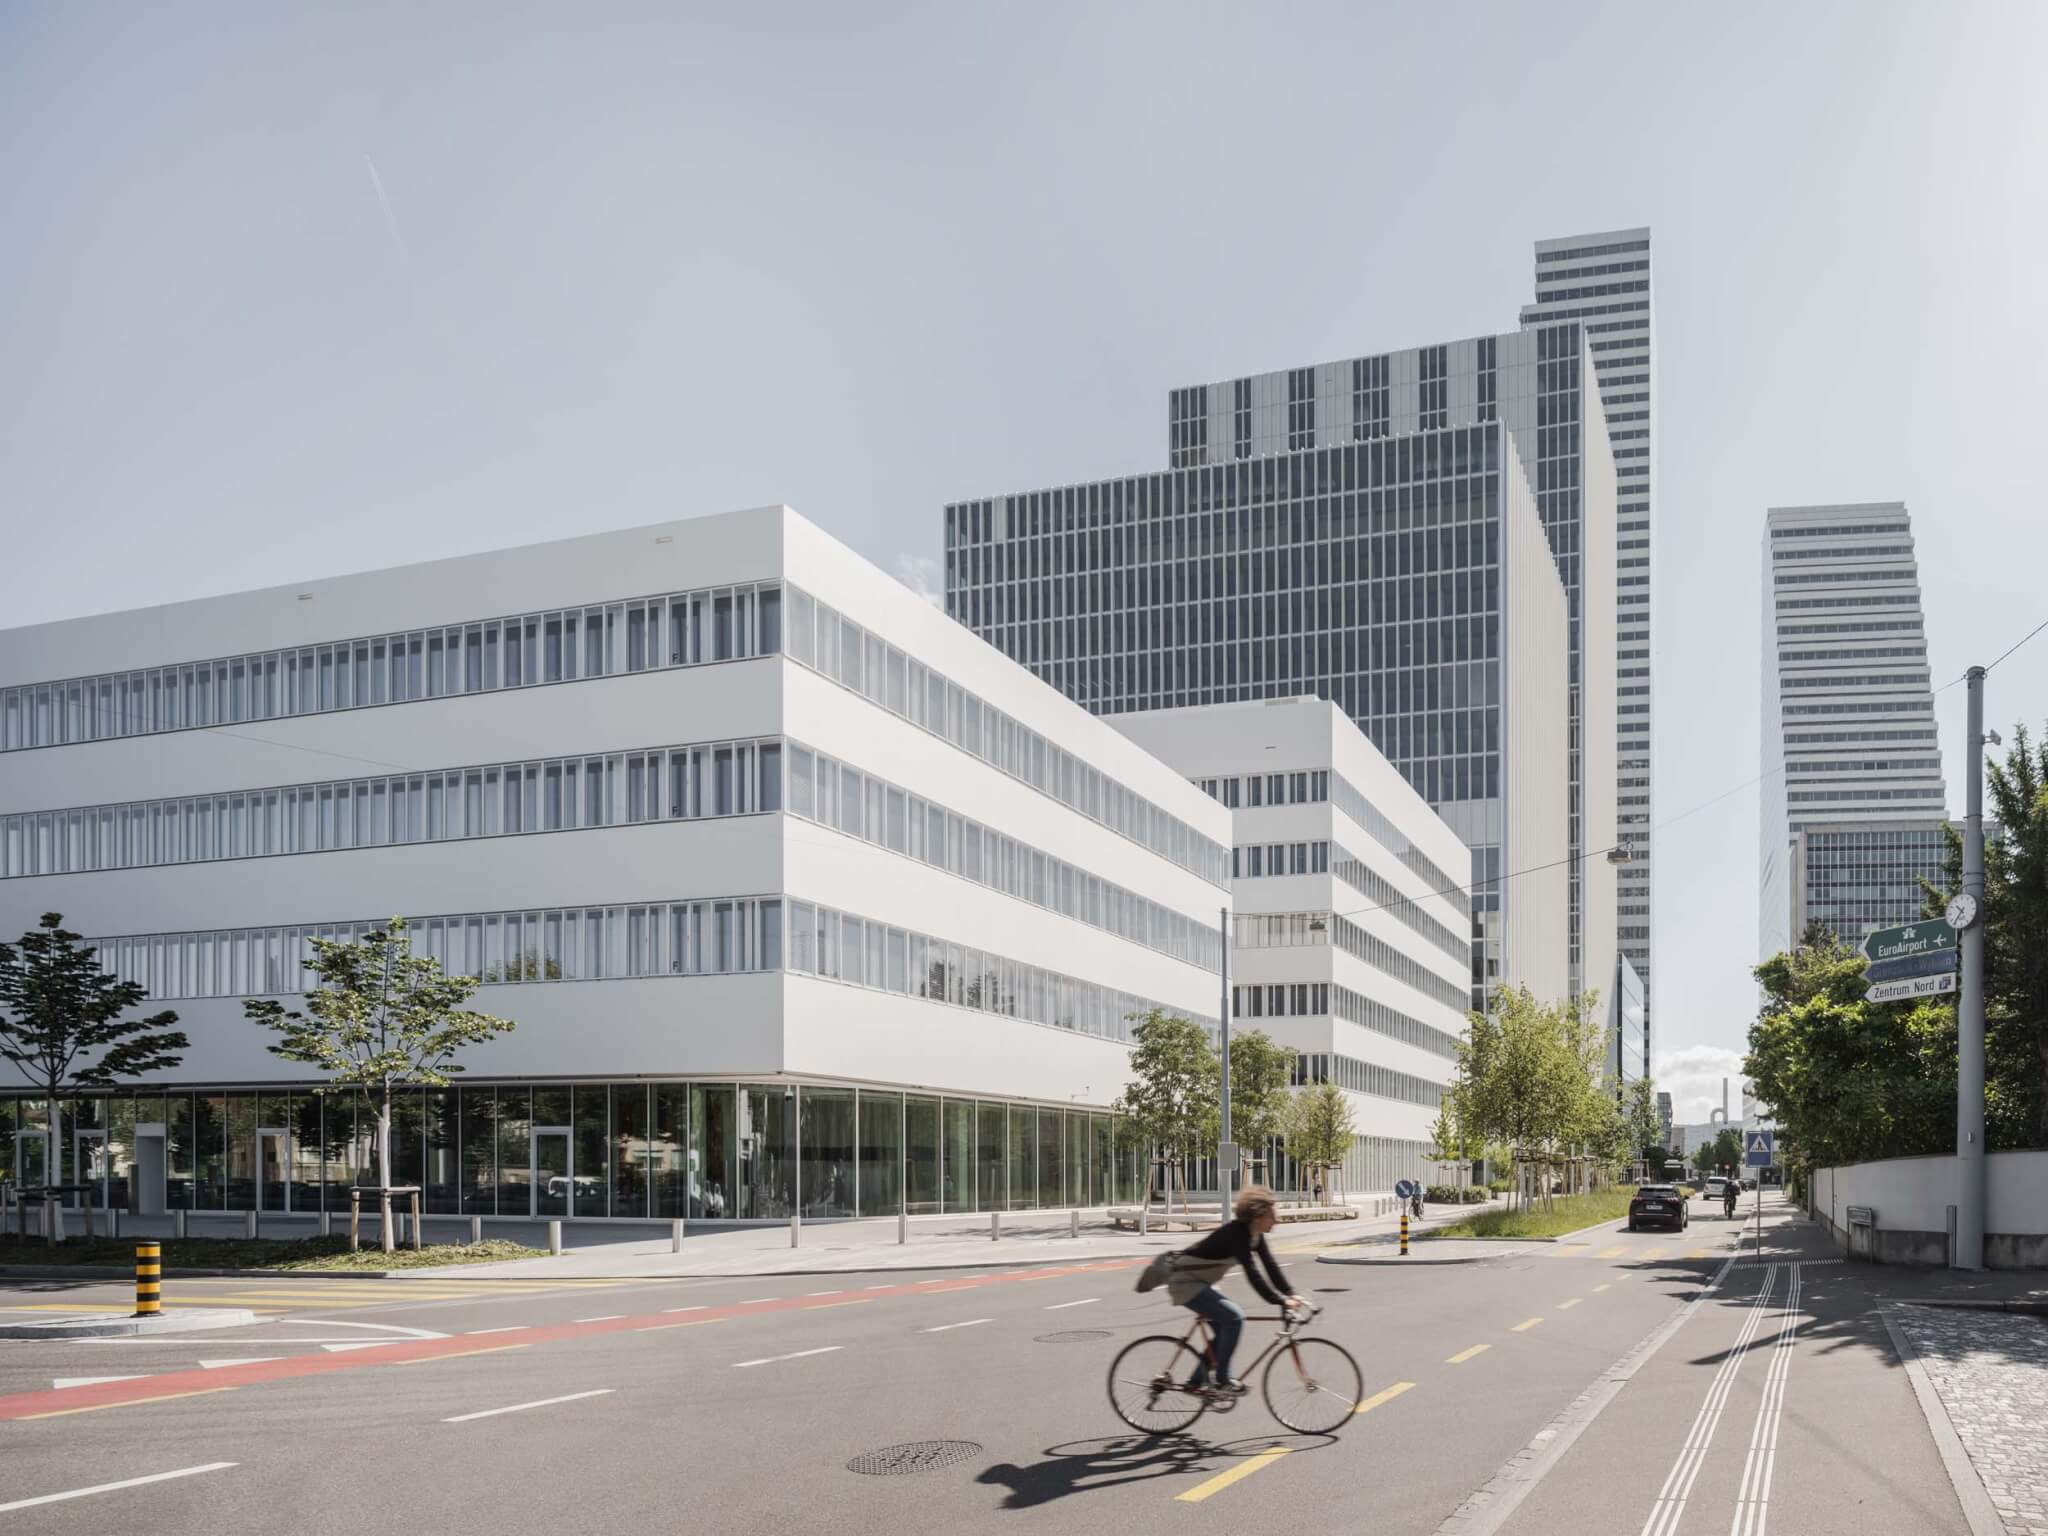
[1185, 1285, 1244, 1385]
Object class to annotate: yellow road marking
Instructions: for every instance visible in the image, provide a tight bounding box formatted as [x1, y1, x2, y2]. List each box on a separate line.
[1597, 1245, 1627, 1258]
[1685, 1249, 1712, 1260]
[1353, 1381, 1414, 1414]
[1175, 1444, 1291, 1502]
[1510, 1317, 1543, 1332]
[804, 1299, 871, 1310]
[1639, 1248, 1668, 1261]
[21, 1386, 237, 1420]
[1446, 1344, 1491, 1364]
[390, 1344, 529, 1366]
[1558, 1298, 1582, 1310]
[1593, 1283, 1611, 1292]
[636, 1318, 727, 1332]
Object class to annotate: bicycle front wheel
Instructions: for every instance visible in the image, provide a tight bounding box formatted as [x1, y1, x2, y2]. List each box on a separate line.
[1107, 1334, 1209, 1435]
[1263, 1337, 1363, 1434]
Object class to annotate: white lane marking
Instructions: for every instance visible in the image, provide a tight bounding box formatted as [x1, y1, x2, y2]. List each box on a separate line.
[198, 1358, 282, 1370]
[865, 1282, 894, 1290]
[288, 1319, 448, 1339]
[321, 1342, 388, 1353]
[663, 1305, 708, 1314]
[51, 1375, 147, 1389]
[1639, 1265, 1782, 1536]
[1044, 1298, 1100, 1311]
[920, 1318, 993, 1333]
[740, 1297, 779, 1305]
[573, 1315, 625, 1324]
[1730, 1263, 1801, 1536]
[806, 1290, 842, 1297]
[442, 1388, 616, 1424]
[731, 1345, 844, 1369]
[0, 1463, 237, 1515]
[463, 1326, 530, 1336]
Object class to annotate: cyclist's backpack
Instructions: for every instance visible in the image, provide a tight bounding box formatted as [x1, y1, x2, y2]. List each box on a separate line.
[1134, 1251, 1175, 1293]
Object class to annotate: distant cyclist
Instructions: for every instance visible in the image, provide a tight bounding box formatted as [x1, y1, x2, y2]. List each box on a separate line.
[1723, 1179, 1739, 1220]
[1163, 1187, 1304, 1396]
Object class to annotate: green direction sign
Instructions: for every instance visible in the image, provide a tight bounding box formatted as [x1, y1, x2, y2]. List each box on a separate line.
[1862, 920, 1956, 967]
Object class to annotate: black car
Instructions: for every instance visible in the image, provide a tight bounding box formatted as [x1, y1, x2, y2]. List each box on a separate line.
[1627, 1183, 1689, 1233]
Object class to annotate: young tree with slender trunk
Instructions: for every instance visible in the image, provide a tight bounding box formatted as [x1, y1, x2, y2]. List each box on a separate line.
[245, 918, 513, 1252]
[1226, 1029, 1297, 1186]
[1283, 1081, 1355, 1205]
[1110, 1009, 1217, 1214]
[0, 913, 185, 1244]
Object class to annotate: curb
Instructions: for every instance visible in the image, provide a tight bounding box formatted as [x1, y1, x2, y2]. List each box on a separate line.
[0, 1264, 416, 1281]
[1899, 1297, 2048, 1317]
[1879, 1306, 2008, 1536]
[0, 1307, 260, 1340]
[388, 1250, 1164, 1282]
[1316, 1250, 1508, 1266]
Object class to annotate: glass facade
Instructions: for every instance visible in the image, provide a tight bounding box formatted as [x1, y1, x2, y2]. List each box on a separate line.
[0, 1083, 1143, 1220]
[1803, 827, 1947, 945]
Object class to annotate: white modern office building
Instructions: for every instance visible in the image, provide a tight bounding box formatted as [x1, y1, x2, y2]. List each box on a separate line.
[1112, 697, 1472, 1194]
[0, 507, 1233, 1224]
[1758, 502, 1948, 956]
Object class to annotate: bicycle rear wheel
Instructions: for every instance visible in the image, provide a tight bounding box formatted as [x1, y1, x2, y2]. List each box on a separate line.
[1107, 1334, 1209, 1434]
[1263, 1337, 1363, 1434]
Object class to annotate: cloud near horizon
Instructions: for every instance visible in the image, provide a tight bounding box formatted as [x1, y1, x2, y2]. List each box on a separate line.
[1653, 1043, 1751, 1128]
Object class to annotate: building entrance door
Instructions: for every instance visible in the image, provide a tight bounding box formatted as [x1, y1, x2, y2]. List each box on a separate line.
[257, 1129, 291, 1214]
[532, 1127, 571, 1219]
[73, 1130, 109, 1211]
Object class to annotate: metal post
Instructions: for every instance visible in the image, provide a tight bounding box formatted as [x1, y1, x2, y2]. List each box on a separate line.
[899, 1093, 908, 1247]
[174, 1208, 187, 1240]
[319, 1209, 331, 1238]
[790, 1086, 802, 1249]
[134, 1241, 161, 1317]
[1956, 665, 1988, 1272]
[990, 1210, 1000, 1242]
[1139, 1202, 1148, 1236]
[898, 1207, 908, 1245]
[245, 1209, 258, 1240]
[1070, 1208, 1080, 1240]
[548, 1219, 562, 1256]
[469, 1215, 483, 1245]
[1218, 903, 1231, 1227]
[672, 1218, 684, 1253]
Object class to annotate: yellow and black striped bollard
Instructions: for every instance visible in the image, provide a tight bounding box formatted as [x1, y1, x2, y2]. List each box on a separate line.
[134, 1241, 161, 1317]
[1400, 1211, 1410, 1257]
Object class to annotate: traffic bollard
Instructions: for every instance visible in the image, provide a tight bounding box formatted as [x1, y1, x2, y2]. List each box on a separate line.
[1140, 1204, 1149, 1236]
[319, 1210, 331, 1238]
[790, 1209, 800, 1249]
[469, 1216, 483, 1245]
[174, 1209, 188, 1239]
[990, 1210, 1000, 1242]
[672, 1218, 684, 1253]
[1400, 1211, 1410, 1256]
[1070, 1208, 1080, 1239]
[898, 1207, 907, 1245]
[134, 1241, 161, 1317]
[548, 1219, 562, 1256]
[246, 1210, 258, 1240]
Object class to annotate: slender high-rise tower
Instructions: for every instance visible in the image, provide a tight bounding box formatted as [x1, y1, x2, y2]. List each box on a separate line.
[1520, 228, 1654, 1044]
[1759, 501, 1948, 954]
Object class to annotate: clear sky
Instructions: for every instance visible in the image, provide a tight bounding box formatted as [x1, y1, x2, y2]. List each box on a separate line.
[3, 2, 2043, 1124]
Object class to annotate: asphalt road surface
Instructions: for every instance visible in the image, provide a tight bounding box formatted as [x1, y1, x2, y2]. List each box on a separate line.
[0, 1195, 1980, 1535]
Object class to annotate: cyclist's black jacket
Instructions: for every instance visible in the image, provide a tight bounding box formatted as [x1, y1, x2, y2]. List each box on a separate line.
[1181, 1218, 1292, 1306]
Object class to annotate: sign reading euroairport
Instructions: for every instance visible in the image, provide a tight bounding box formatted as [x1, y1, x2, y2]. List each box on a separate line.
[1867, 971, 1960, 1004]
[1862, 920, 1956, 967]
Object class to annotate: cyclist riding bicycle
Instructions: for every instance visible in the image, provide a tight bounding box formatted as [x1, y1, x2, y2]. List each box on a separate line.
[1723, 1179, 1739, 1220]
[1162, 1186, 1305, 1396]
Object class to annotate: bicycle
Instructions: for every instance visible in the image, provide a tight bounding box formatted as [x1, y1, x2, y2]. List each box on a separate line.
[1106, 1300, 1363, 1436]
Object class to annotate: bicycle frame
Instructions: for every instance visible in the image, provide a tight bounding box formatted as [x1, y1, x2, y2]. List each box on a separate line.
[1177, 1310, 1311, 1386]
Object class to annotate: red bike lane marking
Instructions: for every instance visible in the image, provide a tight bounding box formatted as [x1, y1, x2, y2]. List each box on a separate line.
[0, 1258, 1143, 1422]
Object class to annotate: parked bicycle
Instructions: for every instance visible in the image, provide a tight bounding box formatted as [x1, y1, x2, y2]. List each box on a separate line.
[1107, 1299, 1363, 1436]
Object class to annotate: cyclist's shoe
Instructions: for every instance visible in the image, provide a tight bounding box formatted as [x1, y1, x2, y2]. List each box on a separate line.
[1218, 1378, 1250, 1396]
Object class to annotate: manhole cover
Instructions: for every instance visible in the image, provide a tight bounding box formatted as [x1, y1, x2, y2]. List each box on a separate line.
[847, 1440, 983, 1476]
[1036, 1329, 1112, 1343]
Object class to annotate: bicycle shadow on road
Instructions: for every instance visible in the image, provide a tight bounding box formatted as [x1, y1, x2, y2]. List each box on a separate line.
[975, 1432, 1335, 1510]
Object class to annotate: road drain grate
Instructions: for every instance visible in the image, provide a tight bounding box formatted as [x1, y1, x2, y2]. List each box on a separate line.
[848, 1441, 984, 1476]
[1036, 1329, 1112, 1343]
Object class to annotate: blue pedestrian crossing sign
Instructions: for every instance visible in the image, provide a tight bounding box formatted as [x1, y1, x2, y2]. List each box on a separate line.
[1744, 1130, 1775, 1168]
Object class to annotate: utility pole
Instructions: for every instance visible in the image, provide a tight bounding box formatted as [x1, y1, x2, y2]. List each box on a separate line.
[1218, 904, 1232, 1227]
[1955, 666, 1988, 1271]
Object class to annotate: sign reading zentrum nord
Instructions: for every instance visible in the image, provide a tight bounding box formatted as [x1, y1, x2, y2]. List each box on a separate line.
[1862, 920, 1956, 969]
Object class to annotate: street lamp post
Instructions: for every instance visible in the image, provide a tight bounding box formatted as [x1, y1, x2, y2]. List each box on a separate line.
[1218, 904, 1231, 1227]
[1955, 668, 1990, 1271]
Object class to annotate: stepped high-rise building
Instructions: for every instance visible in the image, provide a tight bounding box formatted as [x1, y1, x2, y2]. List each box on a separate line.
[1759, 501, 1948, 954]
[1521, 229, 1654, 1039]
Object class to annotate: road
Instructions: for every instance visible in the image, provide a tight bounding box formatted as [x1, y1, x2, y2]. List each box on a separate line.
[0, 1195, 1985, 1534]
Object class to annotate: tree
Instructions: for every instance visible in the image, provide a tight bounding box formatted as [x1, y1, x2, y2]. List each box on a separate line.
[1455, 986, 1602, 1207]
[1283, 1082, 1355, 1203]
[1226, 1029, 1296, 1182]
[1929, 719, 2048, 1144]
[1621, 1077, 1662, 1179]
[1110, 1009, 1217, 1213]
[0, 914, 186, 1243]
[245, 918, 514, 1251]
[1710, 1128, 1743, 1177]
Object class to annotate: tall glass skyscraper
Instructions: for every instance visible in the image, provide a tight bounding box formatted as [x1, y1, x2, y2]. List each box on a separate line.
[1759, 501, 1948, 954]
[945, 416, 1596, 1011]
